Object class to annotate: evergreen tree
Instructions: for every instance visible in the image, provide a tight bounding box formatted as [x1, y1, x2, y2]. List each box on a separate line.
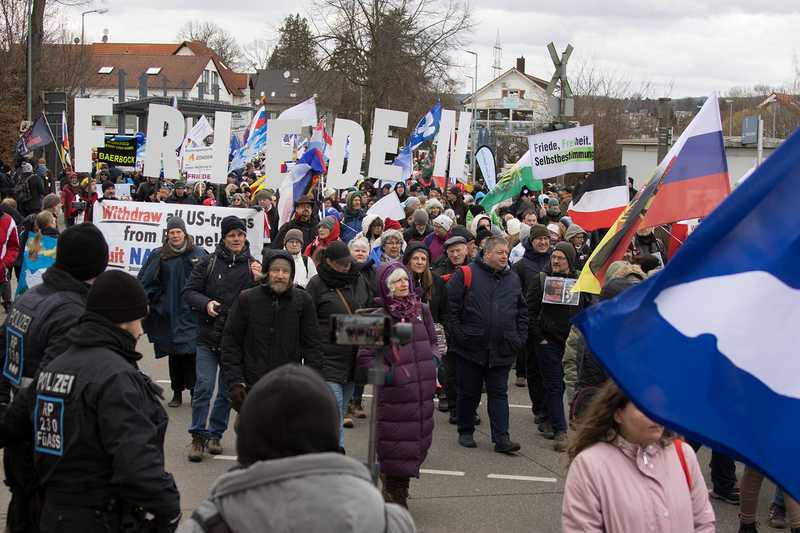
[267, 15, 317, 71]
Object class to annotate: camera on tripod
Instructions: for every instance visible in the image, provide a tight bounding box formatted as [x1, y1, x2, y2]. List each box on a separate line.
[329, 315, 413, 346]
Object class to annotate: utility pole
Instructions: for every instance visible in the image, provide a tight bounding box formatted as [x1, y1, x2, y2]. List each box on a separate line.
[25, 0, 32, 120]
[466, 50, 478, 182]
[545, 42, 574, 128]
[656, 97, 673, 164]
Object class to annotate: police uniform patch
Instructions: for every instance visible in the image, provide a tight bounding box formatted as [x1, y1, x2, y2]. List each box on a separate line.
[3, 326, 25, 385]
[34, 395, 65, 456]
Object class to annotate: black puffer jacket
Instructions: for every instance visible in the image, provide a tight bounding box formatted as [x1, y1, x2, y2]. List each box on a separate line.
[221, 251, 323, 389]
[445, 256, 528, 367]
[513, 237, 551, 294]
[271, 216, 319, 250]
[306, 261, 371, 384]
[183, 243, 257, 349]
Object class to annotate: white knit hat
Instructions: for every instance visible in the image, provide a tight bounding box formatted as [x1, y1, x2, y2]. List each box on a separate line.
[433, 214, 453, 231]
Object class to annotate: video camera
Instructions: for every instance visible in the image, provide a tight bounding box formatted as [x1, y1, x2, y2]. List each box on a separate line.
[329, 314, 413, 346]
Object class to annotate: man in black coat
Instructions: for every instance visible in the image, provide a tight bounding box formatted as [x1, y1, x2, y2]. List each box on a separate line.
[512, 223, 552, 392]
[222, 251, 323, 411]
[271, 195, 319, 250]
[166, 181, 196, 205]
[446, 236, 528, 454]
[183, 216, 261, 461]
[526, 242, 584, 451]
[28, 271, 180, 533]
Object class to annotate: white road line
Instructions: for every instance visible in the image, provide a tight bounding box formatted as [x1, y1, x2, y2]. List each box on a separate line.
[213, 455, 238, 461]
[156, 380, 171, 384]
[487, 474, 558, 483]
[420, 468, 465, 477]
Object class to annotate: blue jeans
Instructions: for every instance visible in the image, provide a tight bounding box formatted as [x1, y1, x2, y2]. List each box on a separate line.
[327, 381, 355, 449]
[352, 384, 364, 401]
[189, 344, 230, 440]
[456, 356, 511, 443]
[537, 341, 567, 433]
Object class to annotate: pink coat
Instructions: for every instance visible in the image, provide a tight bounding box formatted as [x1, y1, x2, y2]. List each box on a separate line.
[562, 438, 715, 533]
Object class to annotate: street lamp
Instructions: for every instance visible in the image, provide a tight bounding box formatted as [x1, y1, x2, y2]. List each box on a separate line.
[81, 8, 108, 46]
[465, 50, 477, 183]
[725, 99, 734, 137]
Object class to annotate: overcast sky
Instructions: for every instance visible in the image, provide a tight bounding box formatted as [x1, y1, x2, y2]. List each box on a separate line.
[66, 0, 799, 98]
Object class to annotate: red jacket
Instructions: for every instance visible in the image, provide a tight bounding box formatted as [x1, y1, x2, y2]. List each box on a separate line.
[0, 213, 19, 282]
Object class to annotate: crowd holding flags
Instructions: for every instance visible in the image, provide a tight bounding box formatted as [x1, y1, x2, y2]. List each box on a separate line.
[573, 94, 730, 294]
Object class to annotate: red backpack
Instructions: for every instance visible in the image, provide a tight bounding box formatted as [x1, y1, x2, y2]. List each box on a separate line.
[441, 265, 472, 289]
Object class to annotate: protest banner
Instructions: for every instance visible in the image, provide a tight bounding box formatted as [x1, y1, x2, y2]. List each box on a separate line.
[97, 136, 137, 168]
[527, 125, 594, 180]
[183, 146, 218, 183]
[93, 201, 264, 273]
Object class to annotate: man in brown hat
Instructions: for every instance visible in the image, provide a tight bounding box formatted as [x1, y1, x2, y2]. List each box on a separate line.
[271, 194, 319, 250]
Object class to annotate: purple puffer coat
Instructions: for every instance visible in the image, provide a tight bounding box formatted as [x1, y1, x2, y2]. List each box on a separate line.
[357, 263, 437, 478]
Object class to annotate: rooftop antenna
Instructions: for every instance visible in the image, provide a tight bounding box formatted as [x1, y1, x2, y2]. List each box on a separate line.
[492, 30, 502, 80]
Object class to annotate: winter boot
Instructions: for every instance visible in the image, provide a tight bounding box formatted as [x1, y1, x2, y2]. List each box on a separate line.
[168, 391, 181, 408]
[351, 398, 367, 419]
[343, 402, 355, 428]
[188, 434, 205, 462]
[382, 475, 410, 508]
[207, 438, 223, 455]
[737, 519, 759, 533]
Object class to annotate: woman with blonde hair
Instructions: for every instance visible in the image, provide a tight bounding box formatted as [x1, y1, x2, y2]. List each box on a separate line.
[17, 210, 58, 294]
[562, 381, 715, 532]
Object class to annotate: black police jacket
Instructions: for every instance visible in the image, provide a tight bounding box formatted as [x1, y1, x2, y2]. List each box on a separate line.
[183, 243, 257, 349]
[32, 313, 180, 518]
[1, 267, 89, 392]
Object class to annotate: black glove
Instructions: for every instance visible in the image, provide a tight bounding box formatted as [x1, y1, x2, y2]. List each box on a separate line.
[229, 383, 248, 412]
[154, 512, 181, 533]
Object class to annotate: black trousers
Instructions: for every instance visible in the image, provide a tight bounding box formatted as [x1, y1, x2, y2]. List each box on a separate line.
[444, 349, 458, 413]
[40, 504, 120, 533]
[525, 343, 545, 416]
[456, 357, 511, 443]
[515, 346, 526, 378]
[688, 440, 738, 494]
[167, 353, 196, 394]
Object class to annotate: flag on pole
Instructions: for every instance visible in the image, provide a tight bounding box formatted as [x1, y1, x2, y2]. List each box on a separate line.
[567, 166, 628, 231]
[230, 106, 268, 171]
[574, 125, 800, 501]
[277, 148, 326, 227]
[16, 115, 53, 156]
[573, 94, 730, 294]
[277, 96, 318, 127]
[307, 118, 332, 158]
[60, 110, 72, 169]
[478, 150, 543, 214]
[391, 146, 413, 182]
[407, 101, 442, 150]
[180, 115, 214, 162]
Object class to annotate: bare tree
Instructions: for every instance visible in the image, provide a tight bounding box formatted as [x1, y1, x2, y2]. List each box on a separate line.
[240, 38, 271, 72]
[312, 0, 472, 136]
[177, 20, 242, 69]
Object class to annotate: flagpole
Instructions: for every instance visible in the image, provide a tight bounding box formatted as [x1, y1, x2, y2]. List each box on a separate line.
[41, 112, 61, 191]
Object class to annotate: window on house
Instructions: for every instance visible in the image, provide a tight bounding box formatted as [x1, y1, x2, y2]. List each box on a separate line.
[212, 71, 219, 89]
[508, 89, 520, 97]
[501, 89, 508, 97]
[145, 67, 161, 75]
[97, 66, 114, 74]
[202, 70, 211, 94]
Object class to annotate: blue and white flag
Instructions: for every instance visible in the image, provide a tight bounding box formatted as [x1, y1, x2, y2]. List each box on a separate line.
[407, 101, 442, 150]
[391, 146, 413, 182]
[574, 127, 800, 500]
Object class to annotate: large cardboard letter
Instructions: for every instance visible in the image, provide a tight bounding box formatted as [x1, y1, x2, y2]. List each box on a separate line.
[143, 104, 185, 179]
[327, 119, 365, 189]
[368, 108, 407, 182]
[264, 119, 301, 189]
[433, 110, 472, 181]
[210, 111, 232, 184]
[74, 98, 112, 173]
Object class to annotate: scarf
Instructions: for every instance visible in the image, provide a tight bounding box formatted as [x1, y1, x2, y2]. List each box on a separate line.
[317, 259, 360, 289]
[386, 294, 421, 322]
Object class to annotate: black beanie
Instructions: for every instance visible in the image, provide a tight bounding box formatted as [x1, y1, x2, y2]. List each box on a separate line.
[55, 223, 109, 281]
[221, 215, 246, 237]
[237, 364, 339, 466]
[86, 270, 148, 323]
[554, 241, 577, 271]
[529, 224, 550, 241]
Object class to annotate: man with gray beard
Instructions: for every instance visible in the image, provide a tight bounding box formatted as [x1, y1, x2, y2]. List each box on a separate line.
[221, 251, 324, 412]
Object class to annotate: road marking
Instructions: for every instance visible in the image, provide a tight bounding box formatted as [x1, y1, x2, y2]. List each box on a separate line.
[156, 380, 171, 384]
[420, 468, 465, 476]
[487, 474, 558, 483]
[213, 455, 238, 461]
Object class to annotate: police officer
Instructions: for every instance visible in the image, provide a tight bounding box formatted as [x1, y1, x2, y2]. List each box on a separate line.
[32, 270, 181, 533]
[0, 222, 108, 533]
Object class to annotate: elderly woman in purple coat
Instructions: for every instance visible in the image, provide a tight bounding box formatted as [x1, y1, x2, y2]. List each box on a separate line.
[357, 262, 437, 509]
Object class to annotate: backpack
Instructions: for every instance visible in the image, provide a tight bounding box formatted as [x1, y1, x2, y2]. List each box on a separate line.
[441, 264, 472, 289]
[13, 174, 32, 204]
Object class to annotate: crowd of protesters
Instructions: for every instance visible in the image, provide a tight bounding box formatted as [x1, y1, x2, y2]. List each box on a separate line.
[0, 150, 795, 533]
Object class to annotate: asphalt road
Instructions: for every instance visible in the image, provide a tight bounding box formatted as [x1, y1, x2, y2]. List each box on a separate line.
[0, 336, 779, 532]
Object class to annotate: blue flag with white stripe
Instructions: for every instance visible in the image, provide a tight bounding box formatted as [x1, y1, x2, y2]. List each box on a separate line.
[574, 126, 800, 501]
[407, 101, 442, 150]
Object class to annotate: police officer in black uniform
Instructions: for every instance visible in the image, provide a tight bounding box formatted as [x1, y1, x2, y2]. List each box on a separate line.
[31, 270, 181, 533]
[0, 223, 108, 533]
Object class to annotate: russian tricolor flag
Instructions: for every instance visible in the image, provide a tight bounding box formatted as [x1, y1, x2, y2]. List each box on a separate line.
[642, 93, 730, 228]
